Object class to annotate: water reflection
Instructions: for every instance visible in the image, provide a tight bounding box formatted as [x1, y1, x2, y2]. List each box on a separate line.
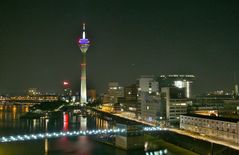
[80, 117, 87, 130]
[0, 105, 3, 111]
[44, 138, 48, 155]
[95, 117, 109, 129]
[45, 119, 49, 130]
[0, 105, 29, 122]
[63, 112, 69, 131]
[33, 119, 37, 130]
[0, 104, 177, 155]
[0, 109, 3, 120]
[0, 105, 59, 136]
[0, 105, 116, 136]
[22, 106, 29, 113]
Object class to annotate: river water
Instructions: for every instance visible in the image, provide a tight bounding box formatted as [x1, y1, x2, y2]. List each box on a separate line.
[0, 104, 181, 155]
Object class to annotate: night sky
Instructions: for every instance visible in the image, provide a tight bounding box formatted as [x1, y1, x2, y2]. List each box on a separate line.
[1, 0, 239, 95]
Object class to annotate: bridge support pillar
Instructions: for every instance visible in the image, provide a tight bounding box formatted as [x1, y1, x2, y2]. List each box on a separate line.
[115, 123, 144, 150]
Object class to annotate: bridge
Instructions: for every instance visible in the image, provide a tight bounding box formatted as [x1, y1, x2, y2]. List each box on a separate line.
[0, 126, 166, 143]
[0, 95, 58, 103]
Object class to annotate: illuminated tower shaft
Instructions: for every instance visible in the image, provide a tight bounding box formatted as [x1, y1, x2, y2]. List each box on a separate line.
[80, 49, 87, 103]
[79, 23, 90, 104]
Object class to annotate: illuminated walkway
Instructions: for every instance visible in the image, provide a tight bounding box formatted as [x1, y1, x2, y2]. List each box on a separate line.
[170, 128, 239, 151]
[0, 126, 167, 143]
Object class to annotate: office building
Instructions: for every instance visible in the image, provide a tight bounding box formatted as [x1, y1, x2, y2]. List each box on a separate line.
[161, 87, 190, 123]
[140, 92, 166, 125]
[118, 84, 140, 118]
[180, 114, 239, 144]
[108, 82, 124, 104]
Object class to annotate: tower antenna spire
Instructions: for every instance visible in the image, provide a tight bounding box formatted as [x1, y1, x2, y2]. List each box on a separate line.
[83, 23, 85, 30]
[82, 23, 86, 39]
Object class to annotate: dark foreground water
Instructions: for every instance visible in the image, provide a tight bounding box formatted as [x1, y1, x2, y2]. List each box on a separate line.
[0, 104, 181, 155]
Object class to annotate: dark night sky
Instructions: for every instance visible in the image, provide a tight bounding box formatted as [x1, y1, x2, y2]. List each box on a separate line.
[1, 0, 239, 95]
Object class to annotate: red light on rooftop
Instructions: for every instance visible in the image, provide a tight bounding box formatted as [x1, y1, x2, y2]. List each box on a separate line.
[63, 81, 69, 86]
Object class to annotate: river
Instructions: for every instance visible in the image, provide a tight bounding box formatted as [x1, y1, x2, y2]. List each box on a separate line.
[0, 104, 187, 155]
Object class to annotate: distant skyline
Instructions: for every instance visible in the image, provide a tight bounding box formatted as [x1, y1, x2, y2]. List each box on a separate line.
[1, 1, 239, 95]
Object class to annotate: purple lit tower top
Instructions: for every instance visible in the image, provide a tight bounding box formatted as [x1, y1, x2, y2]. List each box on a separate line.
[78, 23, 90, 45]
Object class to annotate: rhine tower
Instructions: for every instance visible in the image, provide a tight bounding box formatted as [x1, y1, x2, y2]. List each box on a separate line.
[78, 23, 90, 104]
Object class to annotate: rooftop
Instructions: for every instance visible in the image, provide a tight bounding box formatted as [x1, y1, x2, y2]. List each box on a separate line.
[160, 74, 195, 78]
[182, 114, 239, 123]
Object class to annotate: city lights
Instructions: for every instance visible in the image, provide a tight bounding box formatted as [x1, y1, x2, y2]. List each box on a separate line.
[0, 126, 167, 143]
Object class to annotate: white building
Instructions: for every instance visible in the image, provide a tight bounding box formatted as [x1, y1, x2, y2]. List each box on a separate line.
[137, 75, 159, 101]
[161, 87, 190, 123]
[140, 92, 165, 124]
[138, 76, 163, 124]
[180, 114, 239, 144]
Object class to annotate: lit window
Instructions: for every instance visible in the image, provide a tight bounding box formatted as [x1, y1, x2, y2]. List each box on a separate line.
[174, 81, 184, 88]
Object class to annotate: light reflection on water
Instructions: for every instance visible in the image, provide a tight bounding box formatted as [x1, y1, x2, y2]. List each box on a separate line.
[44, 138, 48, 155]
[0, 104, 175, 155]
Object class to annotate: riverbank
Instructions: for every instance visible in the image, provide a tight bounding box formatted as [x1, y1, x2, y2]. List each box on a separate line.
[89, 107, 154, 126]
[145, 134, 199, 155]
[91, 107, 239, 154]
[0, 104, 196, 155]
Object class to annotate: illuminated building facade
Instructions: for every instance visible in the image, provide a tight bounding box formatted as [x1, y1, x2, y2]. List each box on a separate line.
[137, 76, 164, 124]
[219, 99, 239, 118]
[78, 23, 90, 104]
[101, 82, 124, 112]
[192, 94, 239, 118]
[137, 75, 159, 101]
[180, 114, 239, 144]
[108, 82, 124, 104]
[27, 88, 40, 96]
[140, 92, 165, 124]
[159, 74, 195, 98]
[161, 87, 191, 123]
[118, 84, 140, 118]
[135, 74, 195, 125]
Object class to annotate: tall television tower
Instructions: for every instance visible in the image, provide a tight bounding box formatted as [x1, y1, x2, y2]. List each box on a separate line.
[78, 23, 90, 104]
